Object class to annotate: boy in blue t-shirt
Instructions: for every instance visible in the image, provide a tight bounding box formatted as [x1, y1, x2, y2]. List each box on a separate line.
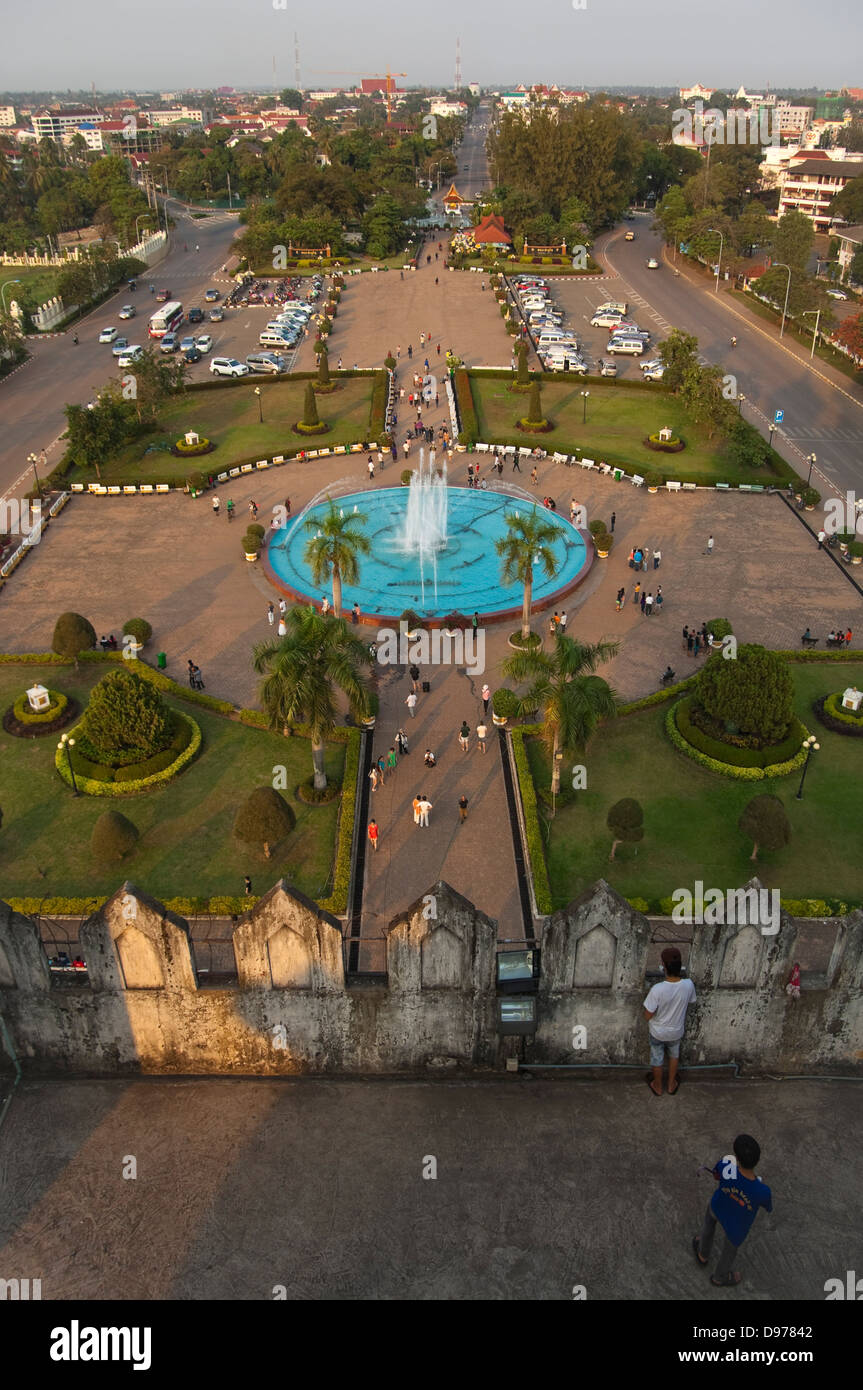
[694, 1133, 772, 1287]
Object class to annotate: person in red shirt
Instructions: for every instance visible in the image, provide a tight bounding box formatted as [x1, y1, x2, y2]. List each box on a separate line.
[846, 628, 852, 648]
[367, 820, 379, 852]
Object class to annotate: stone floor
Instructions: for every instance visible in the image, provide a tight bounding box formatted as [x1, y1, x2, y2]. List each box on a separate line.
[0, 1074, 858, 1301]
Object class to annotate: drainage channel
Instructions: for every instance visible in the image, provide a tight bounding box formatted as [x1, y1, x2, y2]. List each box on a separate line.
[496, 726, 535, 941]
[345, 728, 375, 972]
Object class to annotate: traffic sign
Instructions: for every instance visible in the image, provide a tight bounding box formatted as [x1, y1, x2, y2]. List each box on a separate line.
[774, 409, 784, 424]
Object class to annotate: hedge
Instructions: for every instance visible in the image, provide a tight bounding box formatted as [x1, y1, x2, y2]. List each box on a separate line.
[318, 726, 362, 915]
[675, 696, 808, 769]
[510, 724, 553, 915]
[615, 676, 698, 715]
[453, 369, 479, 446]
[814, 692, 863, 735]
[368, 368, 390, 441]
[666, 701, 809, 779]
[55, 711, 202, 795]
[12, 690, 68, 723]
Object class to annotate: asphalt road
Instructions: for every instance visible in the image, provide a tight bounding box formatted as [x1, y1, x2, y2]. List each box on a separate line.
[0, 202, 240, 502]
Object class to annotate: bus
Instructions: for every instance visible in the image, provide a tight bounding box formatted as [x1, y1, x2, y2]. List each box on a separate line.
[148, 301, 184, 338]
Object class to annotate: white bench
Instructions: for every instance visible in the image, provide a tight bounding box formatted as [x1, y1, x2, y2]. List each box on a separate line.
[579, 457, 596, 470]
[553, 452, 568, 464]
[476, 442, 489, 453]
[217, 471, 229, 482]
[519, 446, 532, 457]
[665, 480, 681, 492]
[715, 482, 730, 490]
[229, 467, 241, 477]
[71, 483, 85, 492]
[256, 460, 269, 469]
[318, 448, 331, 457]
[123, 486, 137, 495]
[107, 486, 121, 495]
[140, 485, 154, 493]
[631, 474, 645, 487]
[350, 443, 362, 453]
[271, 456, 284, 466]
[156, 484, 170, 493]
[307, 450, 319, 459]
[682, 482, 697, 491]
[241, 463, 253, 473]
[335, 446, 346, 454]
[599, 462, 613, 475]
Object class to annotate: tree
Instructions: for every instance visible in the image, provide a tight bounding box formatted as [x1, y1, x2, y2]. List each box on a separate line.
[65, 388, 132, 478]
[607, 798, 644, 861]
[279, 89, 304, 112]
[835, 311, 863, 360]
[848, 247, 863, 288]
[253, 607, 373, 790]
[695, 645, 794, 744]
[503, 634, 619, 796]
[495, 510, 563, 642]
[317, 349, 331, 386]
[52, 611, 95, 668]
[829, 174, 863, 225]
[84, 668, 173, 762]
[91, 810, 139, 860]
[233, 787, 296, 858]
[738, 794, 791, 862]
[302, 381, 320, 428]
[658, 328, 701, 392]
[525, 379, 544, 424]
[771, 208, 814, 275]
[126, 345, 187, 426]
[680, 363, 736, 438]
[303, 499, 371, 618]
[515, 340, 530, 386]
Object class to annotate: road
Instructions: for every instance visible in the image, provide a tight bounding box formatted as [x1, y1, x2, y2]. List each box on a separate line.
[0, 203, 240, 504]
[597, 213, 863, 501]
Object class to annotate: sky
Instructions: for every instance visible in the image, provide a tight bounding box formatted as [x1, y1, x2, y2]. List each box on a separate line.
[2, 0, 859, 94]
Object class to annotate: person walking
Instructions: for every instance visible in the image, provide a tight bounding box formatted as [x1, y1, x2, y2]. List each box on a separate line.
[481, 683, 491, 715]
[267, 600, 277, 628]
[244, 876, 253, 896]
[616, 586, 625, 611]
[408, 344, 413, 358]
[640, 590, 647, 615]
[682, 624, 690, 651]
[187, 659, 198, 688]
[367, 820, 379, 853]
[458, 794, 469, 823]
[212, 495, 220, 516]
[405, 691, 418, 717]
[410, 663, 421, 694]
[817, 529, 826, 549]
[277, 616, 287, 637]
[705, 534, 714, 556]
[633, 548, 642, 569]
[459, 720, 470, 753]
[693, 1134, 772, 1288]
[687, 630, 695, 657]
[412, 796, 421, 825]
[376, 752, 387, 784]
[395, 728, 409, 756]
[642, 547, 651, 572]
[653, 548, 661, 570]
[655, 586, 663, 614]
[351, 602, 360, 623]
[284, 497, 291, 517]
[369, 765, 379, 793]
[560, 611, 567, 633]
[387, 746, 398, 773]
[368, 456, 375, 480]
[610, 511, 616, 533]
[693, 631, 701, 657]
[249, 500, 258, 520]
[645, 592, 654, 616]
[476, 720, 487, 753]
[633, 581, 641, 605]
[643, 947, 696, 1096]
[531, 466, 538, 485]
[512, 453, 521, 473]
[418, 795, 432, 828]
[473, 612, 480, 634]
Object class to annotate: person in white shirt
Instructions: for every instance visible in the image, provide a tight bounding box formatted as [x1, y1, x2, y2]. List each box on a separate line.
[643, 948, 696, 1096]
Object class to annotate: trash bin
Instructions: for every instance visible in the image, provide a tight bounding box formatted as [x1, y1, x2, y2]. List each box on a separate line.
[613, 469, 623, 482]
[157, 652, 167, 670]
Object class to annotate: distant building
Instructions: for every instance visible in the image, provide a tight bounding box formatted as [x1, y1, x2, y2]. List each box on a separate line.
[777, 150, 863, 231]
[679, 83, 714, 103]
[0, 104, 17, 127]
[32, 108, 102, 141]
[144, 106, 212, 127]
[468, 83, 480, 97]
[472, 214, 512, 249]
[430, 100, 468, 118]
[836, 224, 863, 282]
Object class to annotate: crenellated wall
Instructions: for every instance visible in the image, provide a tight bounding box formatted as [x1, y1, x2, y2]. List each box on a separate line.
[0, 879, 860, 1075]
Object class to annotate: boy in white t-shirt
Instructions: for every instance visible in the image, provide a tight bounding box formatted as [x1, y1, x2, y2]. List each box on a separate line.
[643, 947, 696, 1096]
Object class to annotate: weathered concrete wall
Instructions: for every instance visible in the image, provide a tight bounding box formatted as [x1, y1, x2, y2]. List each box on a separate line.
[1, 880, 860, 1075]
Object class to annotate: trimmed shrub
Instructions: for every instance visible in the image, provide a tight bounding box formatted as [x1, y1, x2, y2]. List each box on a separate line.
[83, 667, 174, 764]
[91, 810, 139, 860]
[54, 712, 201, 795]
[242, 530, 262, 555]
[739, 794, 791, 861]
[246, 523, 266, 541]
[318, 726, 361, 914]
[814, 692, 863, 735]
[667, 701, 808, 779]
[695, 644, 794, 744]
[52, 612, 95, 665]
[607, 798, 644, 859]
[122, 618, 153, 645]
[233, 786, 296, 857]
[12, 690, 68, 724]
[706, 619, 733, 640]
[676, 696, 807, 768]
[492, 686, 519, 718]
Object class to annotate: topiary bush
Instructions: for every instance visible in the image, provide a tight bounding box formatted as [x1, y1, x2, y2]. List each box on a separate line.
[52, 612, 95, 667]
[694, 644, 794, 745]
[82, 667, 174, 765]
[739, 794, 791, 861]
[122, 618, 153, 645]
[492, 686, 519, 719]
[91, 810, 139, 860]
[706, 619, 733, 640]
[233, 786, 296, 857]
[607, 798, 644, 860]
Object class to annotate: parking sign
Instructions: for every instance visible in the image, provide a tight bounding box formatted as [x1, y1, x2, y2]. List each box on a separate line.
[774, 409, 784, 424]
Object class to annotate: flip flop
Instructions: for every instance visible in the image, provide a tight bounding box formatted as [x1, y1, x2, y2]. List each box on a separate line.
[644, 1073, 661, 1096]
[668, 1078, 681, 1095]
[711, 1272, 742, 1287]
[692, 1236, 708, 1267]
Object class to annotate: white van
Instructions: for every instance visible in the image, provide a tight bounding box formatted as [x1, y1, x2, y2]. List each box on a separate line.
[259, 329, 293, 348]
[546, 351, 588, 375]
[591, 310, 626, 328]
[606, 336, 646, 356]
[537, 331, 576, 348]
[595, 300, 627, 315]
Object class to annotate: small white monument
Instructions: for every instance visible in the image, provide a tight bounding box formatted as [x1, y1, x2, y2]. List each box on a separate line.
[27, 683, 51, 711]
[184, 431, 199, 447]
[841, 686, 862, 712]
[659, 427, 673, 442]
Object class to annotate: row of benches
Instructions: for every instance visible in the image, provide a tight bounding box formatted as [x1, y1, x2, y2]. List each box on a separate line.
[71, 443, 386, 494]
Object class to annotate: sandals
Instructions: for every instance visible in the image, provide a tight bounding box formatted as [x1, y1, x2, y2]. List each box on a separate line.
[711, 1272, 742, 1287]
[668, 1078, 681, 1095]
[644, 1073, 661, 1096]
[692, 1237, 708, 1267]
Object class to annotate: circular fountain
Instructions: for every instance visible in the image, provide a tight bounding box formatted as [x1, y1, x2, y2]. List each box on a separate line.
[265, 451, 591, 622]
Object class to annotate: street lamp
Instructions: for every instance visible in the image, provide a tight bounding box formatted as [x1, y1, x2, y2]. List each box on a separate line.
[1, 277, 21, 316]
[27, 451, 42, 499]
[802, 308, 822, 360]
[771, 262, 792, 338]
[795, 734, 819, 800]
[768, 422, 776, 450]
[254, 386, 263, 423]
[581, 390, 590, 424]
[806, 453, 817, 487]
[737, 393, 746, 416]
[58, 733, 79, 796]
[708, 227, 724, 294]
[135, 213, 153, 243]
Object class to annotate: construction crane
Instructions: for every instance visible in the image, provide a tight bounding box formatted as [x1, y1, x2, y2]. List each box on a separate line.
[308, 70, 407, 121]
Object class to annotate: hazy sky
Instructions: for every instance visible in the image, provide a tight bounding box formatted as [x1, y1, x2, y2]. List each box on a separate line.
[3, 0, 858, 93]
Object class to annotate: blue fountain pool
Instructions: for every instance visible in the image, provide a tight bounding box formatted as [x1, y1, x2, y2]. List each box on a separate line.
[267, 486, 590, 620]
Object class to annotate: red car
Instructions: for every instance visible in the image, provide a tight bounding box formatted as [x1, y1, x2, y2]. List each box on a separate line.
[155, 289, 171, 303]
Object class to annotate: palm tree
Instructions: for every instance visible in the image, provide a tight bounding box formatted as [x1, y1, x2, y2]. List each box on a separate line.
[495, 509, 562, 641]
[503, 633, 620, 797]
[303, 498, 370, 618]
[253, 606, 373, 790]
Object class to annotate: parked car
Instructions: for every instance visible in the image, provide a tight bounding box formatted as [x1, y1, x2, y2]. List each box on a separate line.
[155, 289, 171, 302]
[597, 358, 618, 377]
[204, 288, 220, 302]
[591, 311, 626, 328]
[118, 305, 136, 320]
[183, 346, 202, 364]
[180, 336, 198, 354]
[642, 364, 665, 380]
[187, 307, 204, 324]
[208, 307, 225, 322]
[98, 326, 117, 343]
[117, 346, 143, 367]
[826, 289, 848, 301]
[195, 334, 213, 353]
[111, 338, 130, 356]
[624, 231, 636, 241]
[640, 358, 664, 373]
[246, 353, 288, 374]
[160, 333, 178, 353]
[606, 337, 646, 356]
[210, 356, 249, 377]
[646, 258, 659, 269]
[595, 301, 628, 315]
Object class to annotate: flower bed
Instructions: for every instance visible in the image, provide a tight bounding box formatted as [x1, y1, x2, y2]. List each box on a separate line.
[54, 711, 202, 795]
[4, 690, 79, 737]
[813, 692, 863, 736]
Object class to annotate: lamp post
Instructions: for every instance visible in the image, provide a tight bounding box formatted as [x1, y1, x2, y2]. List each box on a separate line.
[1, 277, 21, 316]
[134, 213, 152, 243]
[768, 422, 776, 451]
[27, 451, 42, 499]
[806, 453, 816, 487]
[708, 227, 724, 293]
[802, 308, 822, 360]
[58, 733, 79, 796]
[771, 262, 792, 337]
[254, 386, 263, 423]
[737, 392, 746, 416]
[795, 734, 819, 800]
[581, 390, 590, 424]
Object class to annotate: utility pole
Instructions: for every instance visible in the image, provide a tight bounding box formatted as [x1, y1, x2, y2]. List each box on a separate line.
[455, 36, 462, 92]
[295, 31, 301, 93]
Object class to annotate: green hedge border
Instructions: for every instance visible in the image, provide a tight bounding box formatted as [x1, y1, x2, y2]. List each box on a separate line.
[510, 724, 553, 915]
[675, 695, 808, 769]
[814, 692, 863, 736]
[11, 689, 68, 723]
[55, 711, 202, 796]
[666, 700, 808, 780]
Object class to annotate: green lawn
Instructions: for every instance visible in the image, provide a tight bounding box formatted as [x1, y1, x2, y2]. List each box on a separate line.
[0, 266, 62, 310]
[469, 375, 785, 485]
[67, 375, 377, 483]
[0, 665, 345, 902]
[526, 661, 863, 908]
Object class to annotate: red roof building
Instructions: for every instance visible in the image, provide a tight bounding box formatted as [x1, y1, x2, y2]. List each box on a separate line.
[472, 214, 512, 247]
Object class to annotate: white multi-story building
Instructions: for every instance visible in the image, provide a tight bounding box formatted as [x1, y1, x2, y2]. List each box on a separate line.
[144, 106, 212, 127]
[773, 100, 812, 135]
[0, 104, 16, 127]
[32, 108, 102, 141]
[679, 83, 714, 103]
[430, 100, 468, 118]
[777, 150, 863, 232]
[836, 225, 863, 283]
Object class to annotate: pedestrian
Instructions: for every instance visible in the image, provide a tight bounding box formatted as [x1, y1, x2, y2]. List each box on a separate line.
[405, 691, 418, 717]
[512, 454, 521, 472]
[817, 528, 826, 549]
[376, 752, 386, 784]
[616, 587, 625, 611]
[418, 795, 432, 828]
[459, 720, 470, 752]
[187, 659, 198, 688]
[476, 720, 487, 753]
[244, 876, 253, 896]
[633, 548, 642, 569]
[352, 602, 360, 623]
[610, 511, 616, 533]
[321, 596, 331, 616]
[645, 592, 654, 616]
[653, 548, 661, 570]
[694, 1134, 772, 1288]
[694, 632, 701, 657]
[437, 344, 441, 356]
[378, 450, 384, 471]
[212, 495, 220, 515]
[367, 820, 379, 852]
[435, 391, 439, 407]
[368, 456, 375, 479]
[560, 611, 567, 632]
[531, 466, 538, 485]
[397, 344, 401, 358]
[640, 590, 647, 614]
[642, 547, 650, 571]
[278, 617, 286, 637]
[705, 534, 714, 555]
[643, 947, 696, 1096]
[412, 795, 421, 825]
[633, 581, 641, 605]
[420, 333, 425, 347]
[369, 765, 379, 792]
[424, 749, 437, 768]
[410, 663, 421, 693]
[655, 586, 663, 613]
[846, 627, 852, 647]
[249, 500, 258, 519]
[395, 728, 409, 756]
[481, 682, 491, 715]
[628, 548, 635, 569]
[387, 746, 398, 773]
[687, 631, 695, 656]
[408, 344, 413, 358]
[458, 794, 469, 823]
[267, 602, 275, 626]
[284, 498, 291, 517]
